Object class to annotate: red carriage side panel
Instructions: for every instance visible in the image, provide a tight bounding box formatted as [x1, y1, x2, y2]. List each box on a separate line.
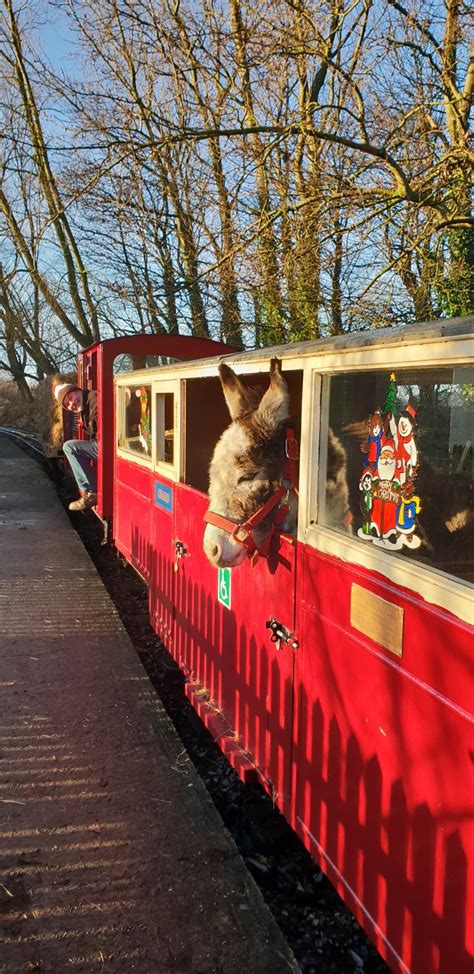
[172, 486, 225, 703]
[293, 545, 474, 974]
[172, 482, 297, 814]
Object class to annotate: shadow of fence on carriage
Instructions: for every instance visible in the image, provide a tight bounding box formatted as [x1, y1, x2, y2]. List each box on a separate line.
[294, 694, 472, 974]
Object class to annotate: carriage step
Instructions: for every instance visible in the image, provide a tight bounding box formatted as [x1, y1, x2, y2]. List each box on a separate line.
[184, 679, 259, 783]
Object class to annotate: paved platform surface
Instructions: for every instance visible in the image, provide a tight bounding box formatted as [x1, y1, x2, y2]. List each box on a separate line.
[0, 435, 299, 974]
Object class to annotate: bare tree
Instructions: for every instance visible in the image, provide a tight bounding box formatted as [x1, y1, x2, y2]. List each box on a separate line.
[4, 0, 469, 377]
[60, 0, 474, 331]
[0, 0, 103, 392]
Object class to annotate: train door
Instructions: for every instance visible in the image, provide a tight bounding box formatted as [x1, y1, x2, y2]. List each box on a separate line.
[172, 370, 302, 813]
[292, 345, 474, 974]
[149, 379, 182, 647]
[114, 381, 153, 580]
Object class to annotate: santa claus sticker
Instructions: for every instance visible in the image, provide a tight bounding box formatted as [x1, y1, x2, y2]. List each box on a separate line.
[358, 373, 422, 551]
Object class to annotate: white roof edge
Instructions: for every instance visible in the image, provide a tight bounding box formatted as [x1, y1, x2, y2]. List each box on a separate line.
[114, 315, 474, 381]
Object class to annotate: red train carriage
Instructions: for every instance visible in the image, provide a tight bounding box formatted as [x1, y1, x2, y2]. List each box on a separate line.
[84, 318, 472, 974]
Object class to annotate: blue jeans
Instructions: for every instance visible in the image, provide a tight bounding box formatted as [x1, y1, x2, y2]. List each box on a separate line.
[63, 439, 98, 493]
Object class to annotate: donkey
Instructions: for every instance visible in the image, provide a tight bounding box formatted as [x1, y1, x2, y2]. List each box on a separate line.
[203, 358, 351, 568]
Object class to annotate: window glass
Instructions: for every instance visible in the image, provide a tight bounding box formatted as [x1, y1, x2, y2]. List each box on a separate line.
[113, 353, 134, 374]
[118, 385, 152, 457]
[156, 392, 174, 464]
[145, 355, 180, 368]
[319, 367, 474, 582]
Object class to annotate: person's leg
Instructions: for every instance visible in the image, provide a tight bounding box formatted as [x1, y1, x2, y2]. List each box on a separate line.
[63, 439, 99, 494]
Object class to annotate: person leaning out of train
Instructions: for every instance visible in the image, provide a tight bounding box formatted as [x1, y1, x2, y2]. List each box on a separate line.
[53, 383, 98, 511]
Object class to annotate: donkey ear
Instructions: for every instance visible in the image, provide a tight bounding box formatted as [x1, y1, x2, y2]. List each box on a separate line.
[218, 364, 256, 420]
[257, 358, 290, 428]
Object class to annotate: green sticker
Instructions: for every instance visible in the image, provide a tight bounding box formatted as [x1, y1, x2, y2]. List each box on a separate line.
[218, 567, 231, 609]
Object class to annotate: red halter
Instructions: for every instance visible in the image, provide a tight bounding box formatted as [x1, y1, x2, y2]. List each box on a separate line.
[203, 424, 299, 566]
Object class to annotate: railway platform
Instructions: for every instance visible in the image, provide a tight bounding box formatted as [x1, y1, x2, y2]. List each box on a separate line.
[0, 435, 299, 974]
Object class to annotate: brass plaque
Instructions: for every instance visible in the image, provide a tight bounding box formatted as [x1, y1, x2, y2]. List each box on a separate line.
[350, 583, 404, 657]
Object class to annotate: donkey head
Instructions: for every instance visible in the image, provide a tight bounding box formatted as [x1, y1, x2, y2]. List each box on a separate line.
[203, 358, 293, 568]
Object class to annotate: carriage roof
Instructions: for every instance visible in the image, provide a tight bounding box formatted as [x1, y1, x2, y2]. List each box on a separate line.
[113, 314, 474, 382]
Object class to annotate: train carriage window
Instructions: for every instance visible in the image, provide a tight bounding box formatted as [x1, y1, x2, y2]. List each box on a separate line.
[318, 367, 474, 582]
[145, 355, 180, 368]
[118, 384, 152, 457]
[184, 376, 232, 491]
[113, 353, 134, 374]
[114, 354, 180, 375]
[184, 371, 303, 494]
[155, 391, 174, 465]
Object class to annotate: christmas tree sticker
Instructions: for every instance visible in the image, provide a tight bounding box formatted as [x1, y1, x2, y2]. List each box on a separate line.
[384, 372, 398, 415]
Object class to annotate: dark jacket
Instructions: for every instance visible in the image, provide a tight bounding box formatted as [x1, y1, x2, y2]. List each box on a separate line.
[81, 390, 98, 439]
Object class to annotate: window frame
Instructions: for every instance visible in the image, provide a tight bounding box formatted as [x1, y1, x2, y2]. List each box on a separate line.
[300, 336, 473, 624]
[116, 382, 153, 468]
[151, 378, 182, 483]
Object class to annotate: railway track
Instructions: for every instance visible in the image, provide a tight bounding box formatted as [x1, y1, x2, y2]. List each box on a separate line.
[0, 426, 56, 462]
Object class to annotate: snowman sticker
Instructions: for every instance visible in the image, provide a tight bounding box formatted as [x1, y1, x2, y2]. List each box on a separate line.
[389, 403, 418, 486]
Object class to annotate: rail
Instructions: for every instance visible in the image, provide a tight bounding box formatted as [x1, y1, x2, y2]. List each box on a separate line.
[0, 426, 54, 460]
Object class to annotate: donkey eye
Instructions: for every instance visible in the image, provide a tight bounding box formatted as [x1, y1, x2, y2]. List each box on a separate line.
[237, 474, 251, 485]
